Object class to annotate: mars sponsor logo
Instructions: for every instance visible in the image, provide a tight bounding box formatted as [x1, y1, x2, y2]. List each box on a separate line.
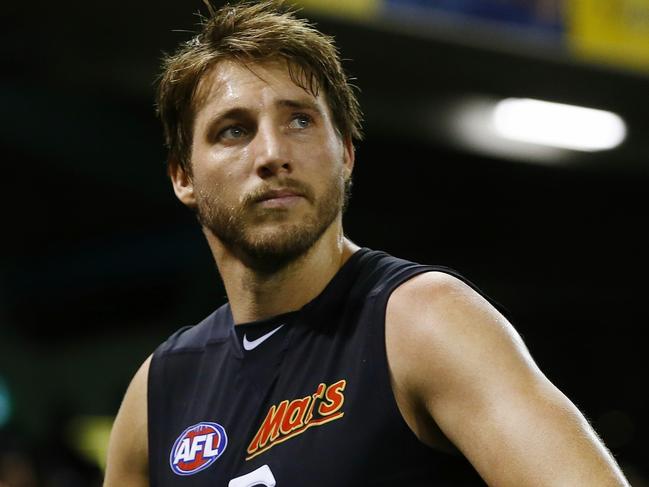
[169, 422, 228, 475]
[246, 379, 347, 459]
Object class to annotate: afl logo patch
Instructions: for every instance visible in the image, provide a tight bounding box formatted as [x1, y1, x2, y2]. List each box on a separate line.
[169, 422, 228, 476]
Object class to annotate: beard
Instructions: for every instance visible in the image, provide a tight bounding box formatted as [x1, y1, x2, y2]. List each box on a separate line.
[195, 169, 351, 271]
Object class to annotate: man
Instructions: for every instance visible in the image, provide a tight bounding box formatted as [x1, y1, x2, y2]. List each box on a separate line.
[104, 1, 630, 486]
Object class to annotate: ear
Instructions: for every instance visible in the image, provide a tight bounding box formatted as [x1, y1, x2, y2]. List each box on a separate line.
[342, 136, 355, 180]
[169, 159, 197, 208]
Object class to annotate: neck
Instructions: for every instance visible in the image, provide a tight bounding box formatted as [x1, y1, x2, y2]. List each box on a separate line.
[204, 219, 360, 324]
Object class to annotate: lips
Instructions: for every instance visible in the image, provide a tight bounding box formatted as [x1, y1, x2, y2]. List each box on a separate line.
[256, 188, 305, 202]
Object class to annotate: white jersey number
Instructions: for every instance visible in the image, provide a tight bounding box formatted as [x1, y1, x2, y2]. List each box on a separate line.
[228, 464, 276, 487]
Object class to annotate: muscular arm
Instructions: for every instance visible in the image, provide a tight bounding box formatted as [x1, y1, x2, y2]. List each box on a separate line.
[386, 272, 629, 486]
[104, 356, 151, 487]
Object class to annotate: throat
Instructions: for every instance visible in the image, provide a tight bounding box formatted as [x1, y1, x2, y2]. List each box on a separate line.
[235, 262, 317, 323]
[219, 233, 356, 325]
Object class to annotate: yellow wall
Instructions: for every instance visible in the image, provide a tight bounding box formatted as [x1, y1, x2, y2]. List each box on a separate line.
[292, 0, 380, 20]
[566, 0, 649, 73]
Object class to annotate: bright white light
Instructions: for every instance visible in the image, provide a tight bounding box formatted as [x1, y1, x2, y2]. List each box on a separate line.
[449, 97, 569, 165]
[493, 98, 626, 152]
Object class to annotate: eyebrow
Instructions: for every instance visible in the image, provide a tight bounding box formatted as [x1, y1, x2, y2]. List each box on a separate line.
[206, 98, 325, 126]
[276, 98, 325, 117]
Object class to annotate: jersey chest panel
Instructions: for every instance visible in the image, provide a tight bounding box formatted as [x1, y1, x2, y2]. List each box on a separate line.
[151, 304, 427, 486]
[148, 250, 487, 486]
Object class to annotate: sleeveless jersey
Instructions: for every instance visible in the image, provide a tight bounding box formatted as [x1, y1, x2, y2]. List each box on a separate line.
[148, 248, 487, 486]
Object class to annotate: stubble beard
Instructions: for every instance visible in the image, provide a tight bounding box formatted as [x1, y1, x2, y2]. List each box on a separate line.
[195, 170, 351, 271]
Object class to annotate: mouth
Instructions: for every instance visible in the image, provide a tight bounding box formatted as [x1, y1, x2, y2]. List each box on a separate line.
[259, 189, 303, 200]
[255, 188, 306, 208]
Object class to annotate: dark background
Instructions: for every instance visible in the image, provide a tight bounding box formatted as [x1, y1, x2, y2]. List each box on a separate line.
[1, 1, 647, 485]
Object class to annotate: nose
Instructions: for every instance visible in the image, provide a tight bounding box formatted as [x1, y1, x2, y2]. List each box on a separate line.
[251, 120, 292, 179]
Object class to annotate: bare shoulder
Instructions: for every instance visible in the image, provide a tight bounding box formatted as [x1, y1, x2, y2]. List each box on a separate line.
[386, 272, 541, 416]
[386, 270, 516, 339]
[385, 271, 630, 486]
[386, 271, 533, 394]
[385, 270, 541, 427]
[103, 355, 151, 487]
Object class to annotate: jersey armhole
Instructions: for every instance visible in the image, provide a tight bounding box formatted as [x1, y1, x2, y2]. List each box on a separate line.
[367, 265, 440, 448]
[368, 265, 511, 450]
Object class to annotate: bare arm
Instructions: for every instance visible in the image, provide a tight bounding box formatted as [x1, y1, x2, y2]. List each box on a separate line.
[386, 272, 629, 486]
[103, 356, 151, 487]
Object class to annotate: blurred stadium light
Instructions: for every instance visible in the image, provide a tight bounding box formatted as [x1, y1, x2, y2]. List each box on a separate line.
[447, 96, 572, 164]
[492, 98, 626, 152]
[434, 96, 627, 165]
[290, 0, 649, 168]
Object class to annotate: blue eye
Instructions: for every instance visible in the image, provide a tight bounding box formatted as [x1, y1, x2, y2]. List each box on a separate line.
[289, 114, 312, 129]
[220, 126, 247, 140]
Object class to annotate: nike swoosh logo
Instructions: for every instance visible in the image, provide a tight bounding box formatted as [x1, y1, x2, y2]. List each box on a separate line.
[243, 325, 285, 351]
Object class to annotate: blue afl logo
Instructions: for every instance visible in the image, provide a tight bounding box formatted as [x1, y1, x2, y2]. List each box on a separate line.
[169, 422, 228, 476]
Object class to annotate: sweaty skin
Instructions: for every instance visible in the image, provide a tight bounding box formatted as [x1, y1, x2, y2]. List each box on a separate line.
[386, 272, 629, 485]
[104, 61, 630, 486]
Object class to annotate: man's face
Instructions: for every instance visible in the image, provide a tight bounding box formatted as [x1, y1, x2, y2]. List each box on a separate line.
[172, 60, 354, 266]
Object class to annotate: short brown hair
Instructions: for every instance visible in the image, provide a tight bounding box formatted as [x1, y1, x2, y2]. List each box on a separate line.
[156, 0, 363, 174]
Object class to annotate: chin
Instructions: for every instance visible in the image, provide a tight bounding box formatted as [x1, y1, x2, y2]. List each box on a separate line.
[198, 172, 347, 271]
[236, 219, 331, 268]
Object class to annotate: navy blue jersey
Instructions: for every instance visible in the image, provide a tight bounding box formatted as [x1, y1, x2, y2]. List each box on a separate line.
[148, 248, 487, 486]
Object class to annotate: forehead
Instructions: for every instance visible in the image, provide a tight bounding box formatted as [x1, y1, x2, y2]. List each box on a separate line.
[194, 59, 326, 115]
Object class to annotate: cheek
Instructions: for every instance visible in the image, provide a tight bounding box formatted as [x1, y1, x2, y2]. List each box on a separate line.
[193, 164, 253, 210]
[191, 146, 241, 185]
[307, 137, 345, 172]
